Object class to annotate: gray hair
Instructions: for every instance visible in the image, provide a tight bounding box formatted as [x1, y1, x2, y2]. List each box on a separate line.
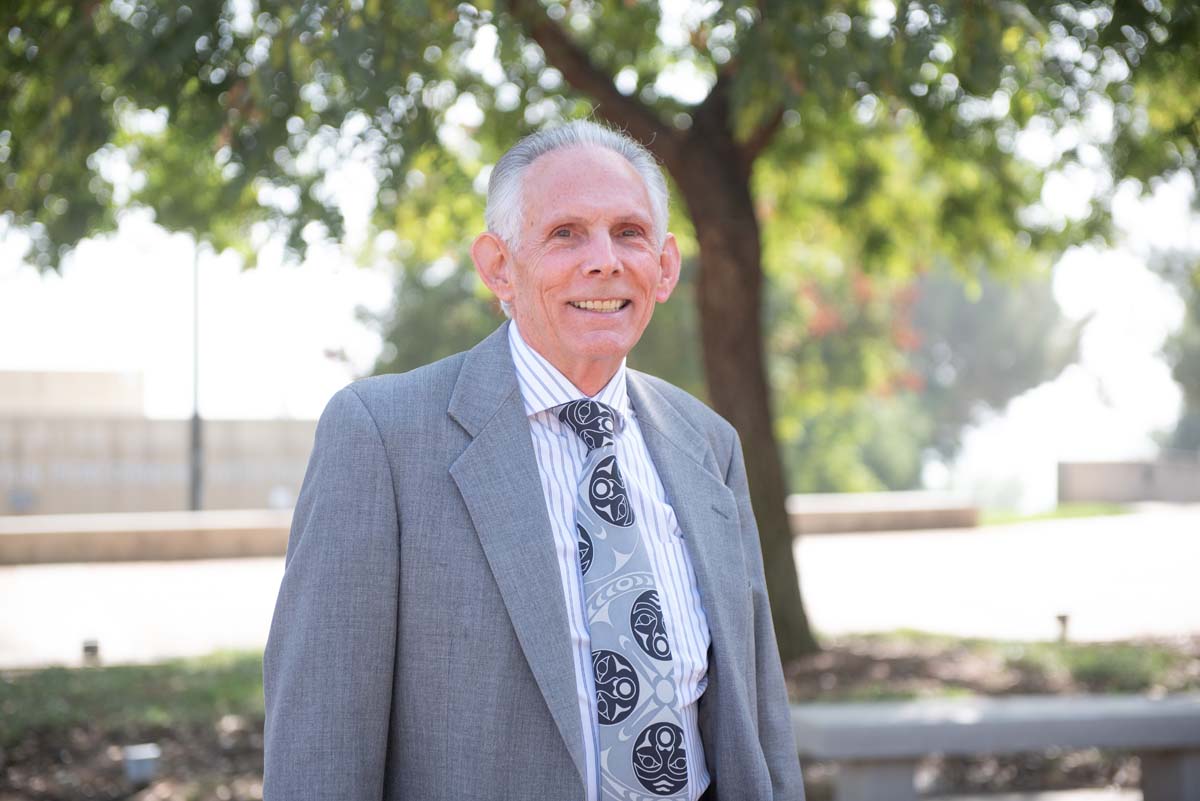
[484, 119, 670, 251]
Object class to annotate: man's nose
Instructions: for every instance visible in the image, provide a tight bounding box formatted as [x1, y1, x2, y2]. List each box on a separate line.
[583, 231, 621, 276]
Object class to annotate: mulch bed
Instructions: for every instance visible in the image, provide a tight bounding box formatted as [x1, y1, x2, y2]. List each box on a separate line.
[1, 715, 262, 801]
[786, 634, 1200, 800]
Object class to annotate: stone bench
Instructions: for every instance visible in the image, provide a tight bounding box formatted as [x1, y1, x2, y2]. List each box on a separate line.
[791, 694, 1200, 801]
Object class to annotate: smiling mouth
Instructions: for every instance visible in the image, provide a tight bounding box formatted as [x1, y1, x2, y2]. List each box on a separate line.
[569, 299, 630, 312]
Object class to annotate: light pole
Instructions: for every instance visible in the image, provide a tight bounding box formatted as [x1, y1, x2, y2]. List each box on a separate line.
[189, 239, 204, 511]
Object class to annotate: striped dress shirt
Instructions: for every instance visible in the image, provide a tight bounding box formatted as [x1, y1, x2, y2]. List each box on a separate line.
[507, 321, 712, 801]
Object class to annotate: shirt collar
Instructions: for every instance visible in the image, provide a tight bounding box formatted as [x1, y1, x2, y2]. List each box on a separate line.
[507, 320, 631, 428]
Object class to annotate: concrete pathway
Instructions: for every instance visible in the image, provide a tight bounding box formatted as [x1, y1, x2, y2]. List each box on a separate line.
[795, 503, 1200, 642]
[0, 557, 284, 668]
[1, 505, 1197, 669]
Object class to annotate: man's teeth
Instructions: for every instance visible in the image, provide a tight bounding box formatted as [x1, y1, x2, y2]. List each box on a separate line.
[571, 300, 626, 312]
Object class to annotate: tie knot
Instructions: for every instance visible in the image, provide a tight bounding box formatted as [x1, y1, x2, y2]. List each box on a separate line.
[558, 399, 616, 451]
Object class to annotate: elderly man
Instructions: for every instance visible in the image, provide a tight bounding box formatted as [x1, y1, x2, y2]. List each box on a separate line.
[263, 120, 804, 801]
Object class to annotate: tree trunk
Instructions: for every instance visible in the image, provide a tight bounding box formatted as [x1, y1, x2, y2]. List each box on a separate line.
[665, 98, 820, 662]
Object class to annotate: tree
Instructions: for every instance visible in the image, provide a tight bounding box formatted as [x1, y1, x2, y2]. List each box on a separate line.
[1167, 297, 1200, 453]
[1157, 246, 1200, 455]
[767, 265, 1083, 493]
[909, 267, 1085, 461]
[4, 0, 1197, 660]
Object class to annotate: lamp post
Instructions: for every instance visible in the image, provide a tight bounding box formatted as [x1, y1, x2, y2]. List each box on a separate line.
[189, 239, 203, 511]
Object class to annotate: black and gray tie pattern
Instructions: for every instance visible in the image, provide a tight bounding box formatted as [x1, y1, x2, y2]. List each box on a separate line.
[558, 399, 688, 800]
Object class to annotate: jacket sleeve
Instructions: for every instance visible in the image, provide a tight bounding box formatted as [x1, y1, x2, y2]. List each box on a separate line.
[262, 385, 400, 800]
[724, 431, 806, 800]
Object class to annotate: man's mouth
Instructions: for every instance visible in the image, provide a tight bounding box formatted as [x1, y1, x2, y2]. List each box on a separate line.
[569, 299, 630, 312]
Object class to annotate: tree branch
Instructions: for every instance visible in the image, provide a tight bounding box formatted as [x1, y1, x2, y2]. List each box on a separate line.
[506, 0, 680, 167]
[692, 67, 733, 131]
[739, 105, 785, 169]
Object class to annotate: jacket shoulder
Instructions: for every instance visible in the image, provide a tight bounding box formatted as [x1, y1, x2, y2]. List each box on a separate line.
[632, 371, 732, 428]
[324, 351, 468, 429]
[629, 370, 738, 460]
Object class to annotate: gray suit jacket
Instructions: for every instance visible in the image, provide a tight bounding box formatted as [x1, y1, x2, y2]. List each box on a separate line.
[263, 323, 804, 800]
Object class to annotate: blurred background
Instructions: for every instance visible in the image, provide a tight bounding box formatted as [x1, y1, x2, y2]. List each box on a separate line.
[1, 1, 1198, 799]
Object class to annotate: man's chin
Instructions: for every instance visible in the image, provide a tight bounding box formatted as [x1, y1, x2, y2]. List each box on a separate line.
[569, 330, 640, 361]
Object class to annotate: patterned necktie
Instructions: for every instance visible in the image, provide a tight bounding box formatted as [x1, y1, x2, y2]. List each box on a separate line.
[558, 399, 689, 800]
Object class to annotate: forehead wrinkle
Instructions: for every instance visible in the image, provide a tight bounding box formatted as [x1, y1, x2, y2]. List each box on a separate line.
[520, 146, 655, 227]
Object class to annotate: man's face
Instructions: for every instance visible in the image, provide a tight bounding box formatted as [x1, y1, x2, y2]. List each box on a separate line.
[473, 145, 680, 393]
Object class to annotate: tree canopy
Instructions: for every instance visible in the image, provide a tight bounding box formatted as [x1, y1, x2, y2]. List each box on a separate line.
[7, 2, 1196, 268]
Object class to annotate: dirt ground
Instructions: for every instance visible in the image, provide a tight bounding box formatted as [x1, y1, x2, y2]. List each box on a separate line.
[3, 635, 1198, 801]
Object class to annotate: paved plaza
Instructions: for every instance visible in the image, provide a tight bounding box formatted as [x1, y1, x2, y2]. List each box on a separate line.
[797, 503, 1200, 643]
[1, 505, 1197, 669]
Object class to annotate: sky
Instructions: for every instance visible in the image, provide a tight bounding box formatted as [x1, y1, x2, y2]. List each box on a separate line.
[0, 212, 391, 419]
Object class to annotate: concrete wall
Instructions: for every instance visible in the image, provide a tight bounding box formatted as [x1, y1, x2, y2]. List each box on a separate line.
[0, 417, 316, 515]
[1058, 459, 1200, 504]
[0, 509, 292, 564]
[0, 371, 145, 417]
[787, 491, 978, 534]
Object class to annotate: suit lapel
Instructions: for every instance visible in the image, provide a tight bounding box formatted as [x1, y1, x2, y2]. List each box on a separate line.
[626, 373, 754, 757]
[448, 324, 587, 785]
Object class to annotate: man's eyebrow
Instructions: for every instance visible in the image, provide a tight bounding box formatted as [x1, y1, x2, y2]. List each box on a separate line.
[609, 212, 655, 231]
[538, 211, 653, 231]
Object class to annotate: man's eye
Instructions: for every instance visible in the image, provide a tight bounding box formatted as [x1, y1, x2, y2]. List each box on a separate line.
[620, 228, 641, 237]
[553, 228, 572, 238]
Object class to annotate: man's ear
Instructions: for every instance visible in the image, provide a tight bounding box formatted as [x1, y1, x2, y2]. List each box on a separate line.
[471, 232, 515, 303]
[655, 233, 682, 304]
